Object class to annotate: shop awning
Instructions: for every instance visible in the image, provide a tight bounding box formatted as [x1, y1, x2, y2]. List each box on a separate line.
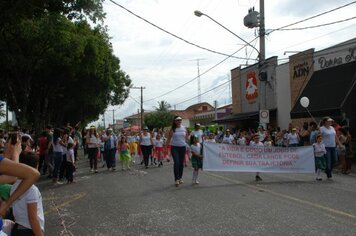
[290, 61, 356, 119]
[214, 109, 276, 123]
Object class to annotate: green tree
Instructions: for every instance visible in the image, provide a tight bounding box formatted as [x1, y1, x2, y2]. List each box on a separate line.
[0, 1, 131, 132]
[144, 101, 174, 130]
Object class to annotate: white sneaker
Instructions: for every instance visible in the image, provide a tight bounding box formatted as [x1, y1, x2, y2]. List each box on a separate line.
[179, 179, 184, 184]
[90, 169, 94, 173]
[175, 180, 180, 187]
[195, 180, 199, 184]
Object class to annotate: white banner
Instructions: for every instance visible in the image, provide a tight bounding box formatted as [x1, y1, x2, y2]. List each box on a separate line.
[203, 142, 315, 173]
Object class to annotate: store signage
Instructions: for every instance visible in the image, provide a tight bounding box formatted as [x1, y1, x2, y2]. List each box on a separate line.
[318, 46, 356, 69]
[293, 61, 310, 79]
[245, 71, 258, 103]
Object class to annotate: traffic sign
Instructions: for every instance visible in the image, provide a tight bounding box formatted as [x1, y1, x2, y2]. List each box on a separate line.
[259, 109, 269, 124]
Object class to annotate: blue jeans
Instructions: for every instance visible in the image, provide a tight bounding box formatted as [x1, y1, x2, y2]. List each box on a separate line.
[325, 147, 336, 178]
[171, 146, 186, 181]
[52, 152, 63, 179]
[105, 148, 117, 169]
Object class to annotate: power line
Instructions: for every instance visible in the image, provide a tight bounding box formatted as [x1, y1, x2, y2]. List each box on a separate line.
[144, 2, 356, 104]
[108, 0, 256, 61]
[266, 0, 356, 35]
[268, 16, 356, 31]
[129, 95, 141, 106]
[144, 37, 259, 103]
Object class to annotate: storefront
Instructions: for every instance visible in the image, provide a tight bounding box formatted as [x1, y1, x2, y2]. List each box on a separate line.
[215, 56, 278, 130]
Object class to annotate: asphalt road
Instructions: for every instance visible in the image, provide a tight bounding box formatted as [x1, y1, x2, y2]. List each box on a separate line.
[39, 151, 356, 236]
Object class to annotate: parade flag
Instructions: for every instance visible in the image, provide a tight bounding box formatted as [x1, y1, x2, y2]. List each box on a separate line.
[203, 142, 315, 173]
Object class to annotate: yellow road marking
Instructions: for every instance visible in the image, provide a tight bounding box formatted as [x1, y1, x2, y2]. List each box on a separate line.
[44, 193, 86, 215]
[206, 172, 356, 220]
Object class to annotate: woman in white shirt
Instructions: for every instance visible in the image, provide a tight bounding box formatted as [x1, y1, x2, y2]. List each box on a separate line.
[52, 128, 66, 183]
[320, 117, 339, 179]
[166, 116, 189, 187]
[287, 128, 300, 147]
[140, 127, 153, 169]
[86, 125, 100, 173]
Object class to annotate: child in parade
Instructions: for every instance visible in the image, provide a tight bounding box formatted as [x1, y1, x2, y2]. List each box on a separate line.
[127, 132, 137, 164]
[154, 133, 165, 167]
[264, 135, 273, 146]
[190, 135, 203, 184]
[118, 136, 131, 171]
[237, 131, 247, 145]
[66, 143, 76, 184]
[250, 134, 263, 181]
[205, 133, 216, 143]
[313, 134, 327, 181]
[10, 152, 44, 236]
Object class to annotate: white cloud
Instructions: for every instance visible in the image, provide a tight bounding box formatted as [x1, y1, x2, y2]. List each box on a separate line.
[100, 0, 356, 126]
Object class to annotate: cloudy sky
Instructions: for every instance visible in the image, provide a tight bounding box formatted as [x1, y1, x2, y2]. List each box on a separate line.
[100, 0, 356, 126]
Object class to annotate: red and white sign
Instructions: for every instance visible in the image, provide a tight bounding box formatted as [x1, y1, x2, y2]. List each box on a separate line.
[259, 109, 269, 124]
[203, 142, 315, 173]
[245, 71, 258, 102]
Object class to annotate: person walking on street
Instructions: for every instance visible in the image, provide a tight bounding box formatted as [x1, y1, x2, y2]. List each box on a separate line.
[86, 125, 100, 173]
[102, 128, 117, 171]
[139, 127, 153, 169]
[166, 116, 189, 187]
[190, 135, 203, 185]
[320, 117, 339, 179]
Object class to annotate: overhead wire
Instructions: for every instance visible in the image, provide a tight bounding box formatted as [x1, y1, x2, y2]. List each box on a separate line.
[144, 37, 259, 103]
[268, 16, 356, 31]
[266, 0, 356, 35]
[108, 0, 255, 61]
[146, 1, 356, 105]
[110, 0, 356, 109]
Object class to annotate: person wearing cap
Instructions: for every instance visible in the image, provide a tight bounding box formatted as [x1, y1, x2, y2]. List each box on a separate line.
[320, 117, 339, 179]
[222, 129, 235, 144]
[139, 127, 153, 169]
[86, 126, 100, 173]
[102, 128, 117, 171]
[287, 127, 300, 147]
[191, 123, 204, 145]
[166, 116, 189, 187]
[249, 133, 264, 181]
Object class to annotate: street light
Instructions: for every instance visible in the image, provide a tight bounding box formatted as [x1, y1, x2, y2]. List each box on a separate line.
[194, 10, 266, 82]
[194, 10, 260, 59]
[194, 8, 269, 126]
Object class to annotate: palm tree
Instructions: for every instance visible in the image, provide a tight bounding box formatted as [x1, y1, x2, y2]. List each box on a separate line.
[154, 101, 171, 112]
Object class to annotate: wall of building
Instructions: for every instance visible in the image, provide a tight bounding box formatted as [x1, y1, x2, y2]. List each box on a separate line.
[231, 67, 242, 114]
[314, 38, 356, 71]
[276, 62, 291, 129]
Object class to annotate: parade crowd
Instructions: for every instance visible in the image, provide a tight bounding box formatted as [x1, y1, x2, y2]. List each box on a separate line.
[0, 114, 353, 235]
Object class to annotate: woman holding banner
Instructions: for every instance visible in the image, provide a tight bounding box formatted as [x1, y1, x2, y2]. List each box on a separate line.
[250, 134, 263, 181]
[166, 116, 188, 187]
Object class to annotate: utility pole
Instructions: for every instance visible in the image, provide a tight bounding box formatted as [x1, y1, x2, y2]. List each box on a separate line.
[259, 0, 265, 63]
[106, 109, 116, 129]
[132, 86, 146, 129]
[214, 100, 218, 120]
